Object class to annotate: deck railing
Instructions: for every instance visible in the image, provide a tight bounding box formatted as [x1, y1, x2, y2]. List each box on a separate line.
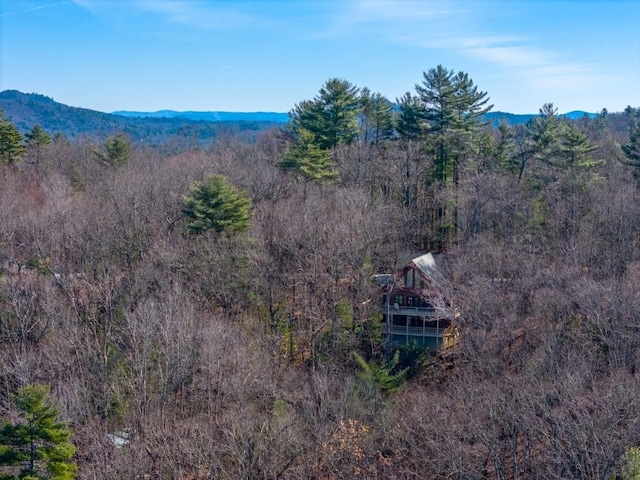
[385, 325, 444, 337]
[385, 303, 437, 316]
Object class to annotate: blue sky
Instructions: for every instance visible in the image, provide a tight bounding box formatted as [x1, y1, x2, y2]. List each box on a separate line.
[1, 0, 639, 114]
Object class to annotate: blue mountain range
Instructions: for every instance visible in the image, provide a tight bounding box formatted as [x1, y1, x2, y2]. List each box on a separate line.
[113, 109, 596, 126]
[112, 109, 289, 123]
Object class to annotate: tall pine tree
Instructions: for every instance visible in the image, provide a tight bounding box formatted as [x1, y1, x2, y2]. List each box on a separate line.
[414, 65, 492, 249]
[287, 78, 361, 151]
[0, 384, 77, 480]
[0, 110, 25, 166]
[359, 88, 395, 145]
[416, 65, 492, 185]
[622, 108, 640, 178]
[24, 124, 52, 168]
[396, 92, 425, 141]
[279, 128, 338, 185]
[560, 123, 599, 169]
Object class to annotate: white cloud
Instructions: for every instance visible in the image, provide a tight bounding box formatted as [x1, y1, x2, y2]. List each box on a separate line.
[133, 1, 256, 30]
[322, 0, 457, 38]
[351, 0, 457, 23]
[0, 2, 67, 17]
[460, 38, 550, 68]
[335, 1, 611, 106]
[71, 0, 258, 30]
[457, 36, 611, 96]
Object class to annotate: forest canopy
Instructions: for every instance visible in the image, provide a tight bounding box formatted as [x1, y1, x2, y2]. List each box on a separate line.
[1, 67, 640, 479]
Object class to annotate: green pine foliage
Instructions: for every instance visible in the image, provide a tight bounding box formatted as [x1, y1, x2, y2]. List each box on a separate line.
[0, 384, 77, 480]
[93, 133, 131, 167]
[353, 350, 407, 395]
[24, 124, 52, 167]
[311, 78, 361, 149]
[279, 128, 339, 184]
[560, 123, 600, 169]
[287, 78, 361, 151]
[24, 125, 52, 148]
[182, 174, 252, 235]
[495, 120, 517, 173]
[359, 88, 395, 144]
[622, 116, 640, 177]
[0, 110, 25, 166]
[622, 447, 640, 480]
[416, 65, 493, 184]
[526, 103, 563, 166]
[396, 92, 425, 141]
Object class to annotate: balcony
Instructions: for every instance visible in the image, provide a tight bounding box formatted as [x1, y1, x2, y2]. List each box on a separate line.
[385, 303, 437, 317]
[385, 325, 444, 337]
[384, 323, 458, 350]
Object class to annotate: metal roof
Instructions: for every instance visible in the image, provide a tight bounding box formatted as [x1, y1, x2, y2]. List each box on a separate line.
[409, 253, 445, 285]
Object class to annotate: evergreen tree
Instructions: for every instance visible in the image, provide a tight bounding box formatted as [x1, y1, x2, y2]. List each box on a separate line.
[622, 118, 640, 178]
[313, 78, 361, 149]
[621, 447, 640, 480]
[526, 102, 563, 168]
[93, 133, 131, 167]
[495, 120, 517, 173]
[0, 110, 25, 166]
[396, 92, 425, 141]
[416, 65, 492, 184]
[0, 384, 77, 480]
[182, 174, 252, 235]
[359, 88, 395, 144]
[359, 87, 374, 143]
[279, 128, 338, 185]
[560, 123, 599, 169]
[288, 78, 361, 151]
[24, 125, 52, 167]
[24, 125, 52, 148]
[287, 100, 320, 140]
[353, 350, 407, 395]
[413, 65, 492, 249]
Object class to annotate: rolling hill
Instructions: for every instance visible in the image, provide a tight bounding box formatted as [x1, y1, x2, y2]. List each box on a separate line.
[113, 109, 288, 123]
[0, 90, 283, 143]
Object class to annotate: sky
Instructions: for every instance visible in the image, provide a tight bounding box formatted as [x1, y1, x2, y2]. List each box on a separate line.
[1, 0, 639, 114]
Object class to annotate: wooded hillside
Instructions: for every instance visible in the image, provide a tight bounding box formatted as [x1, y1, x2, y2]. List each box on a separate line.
[0, 90, 276, 143]
[1, 67, 640, 479]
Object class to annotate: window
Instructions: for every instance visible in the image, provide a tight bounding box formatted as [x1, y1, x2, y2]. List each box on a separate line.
[394, 294, 403, 306]
[406, 269, 414, 288]
[392, 315, 407, 326]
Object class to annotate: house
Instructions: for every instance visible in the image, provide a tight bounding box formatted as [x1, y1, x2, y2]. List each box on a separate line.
[379, 253, 457, 351]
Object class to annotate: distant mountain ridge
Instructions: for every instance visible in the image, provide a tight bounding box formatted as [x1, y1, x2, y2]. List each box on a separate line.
[116, 108, 595, 126]
[0, 90, 282, 142]
[113, 109, 289, 123]
[484, 110, 596, 126]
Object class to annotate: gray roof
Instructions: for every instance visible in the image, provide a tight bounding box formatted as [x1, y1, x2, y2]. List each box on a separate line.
[409, 253, 446, 285]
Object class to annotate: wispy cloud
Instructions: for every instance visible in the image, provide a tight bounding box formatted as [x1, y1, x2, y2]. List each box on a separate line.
[133, 1, 256, 30]
[332, 0, 609, 100]
[456, 35, 609, 93]
[321, 0, 457, 38]
[350, 0, 457, 23]
[459, 37, 548, 68]
[1, 2, 67, 17]
[71, 0, 260, 30]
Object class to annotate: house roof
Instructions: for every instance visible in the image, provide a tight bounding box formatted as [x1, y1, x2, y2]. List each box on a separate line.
[408, 253, 445, 285]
